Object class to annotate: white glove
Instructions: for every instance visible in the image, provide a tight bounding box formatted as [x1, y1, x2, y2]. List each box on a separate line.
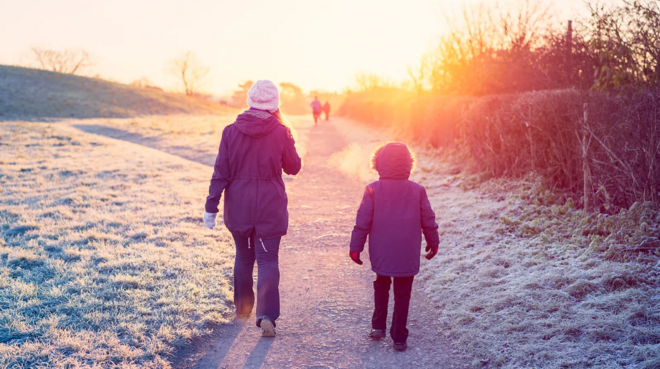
[203, 212, 217, 229]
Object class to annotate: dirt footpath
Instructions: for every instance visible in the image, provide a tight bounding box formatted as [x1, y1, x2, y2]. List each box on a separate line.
[170, 121, 463, 368]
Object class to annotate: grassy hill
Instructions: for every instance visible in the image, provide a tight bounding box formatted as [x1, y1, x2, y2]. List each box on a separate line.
[0, 65, 233, 120]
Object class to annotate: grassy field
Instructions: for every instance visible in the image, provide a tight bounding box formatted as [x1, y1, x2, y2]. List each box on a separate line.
[0, 65, 234, 120]
[0, 121, 235, 367]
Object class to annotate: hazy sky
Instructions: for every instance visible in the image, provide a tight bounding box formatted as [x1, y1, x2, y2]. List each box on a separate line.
[1, 0, 613, 96]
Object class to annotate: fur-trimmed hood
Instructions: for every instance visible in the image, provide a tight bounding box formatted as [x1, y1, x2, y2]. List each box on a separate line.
[371, 142, 416, 180]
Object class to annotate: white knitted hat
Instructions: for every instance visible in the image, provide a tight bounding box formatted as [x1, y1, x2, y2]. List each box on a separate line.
[246, 80, 280, 112]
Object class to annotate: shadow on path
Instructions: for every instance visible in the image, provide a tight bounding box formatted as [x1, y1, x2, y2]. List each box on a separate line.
[243, 338, 275, 368]
[72, 124, 216, 166]
[172, 316, 277, 369]
[73, 124, 159, 145]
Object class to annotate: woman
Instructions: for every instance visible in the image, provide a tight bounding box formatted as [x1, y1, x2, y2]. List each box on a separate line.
[203, 80, 302, 337]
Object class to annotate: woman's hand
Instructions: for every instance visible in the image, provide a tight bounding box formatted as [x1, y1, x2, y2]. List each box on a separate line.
[203, 212, 217, 229]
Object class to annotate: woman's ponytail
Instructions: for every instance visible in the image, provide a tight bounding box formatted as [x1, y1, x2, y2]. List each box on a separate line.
[271, 108, 298, 141]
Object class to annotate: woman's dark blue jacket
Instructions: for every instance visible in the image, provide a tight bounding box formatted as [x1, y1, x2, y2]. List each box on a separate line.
[205, 109, 301, 239]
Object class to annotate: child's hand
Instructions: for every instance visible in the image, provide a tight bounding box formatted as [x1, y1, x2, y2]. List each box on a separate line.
[425, 245, 438, 260]
[350, 251, 363, 265]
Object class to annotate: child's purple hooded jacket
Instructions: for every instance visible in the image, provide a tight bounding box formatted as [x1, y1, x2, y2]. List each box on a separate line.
[205, 109, 301, 239]
[350, 143, 439, 277]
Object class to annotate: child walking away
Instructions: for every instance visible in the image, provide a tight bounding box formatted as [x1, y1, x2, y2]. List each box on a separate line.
[349, 142, 439, 352]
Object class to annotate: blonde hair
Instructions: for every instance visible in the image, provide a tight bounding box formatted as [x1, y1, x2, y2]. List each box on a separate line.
[272, 108, 298, 141]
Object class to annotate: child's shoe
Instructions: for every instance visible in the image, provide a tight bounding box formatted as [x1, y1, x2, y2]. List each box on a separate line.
[393, 342, 407, 351]
[260, 318, 276, 337]
[369, 329, 386, 340]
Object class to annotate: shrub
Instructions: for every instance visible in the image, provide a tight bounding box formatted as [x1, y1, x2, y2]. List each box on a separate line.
[341, 87, 660, 210]
[461, 88, 660, 209]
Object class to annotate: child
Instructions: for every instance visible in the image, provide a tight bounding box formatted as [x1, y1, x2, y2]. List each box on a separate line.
[349, 142, 439, 352]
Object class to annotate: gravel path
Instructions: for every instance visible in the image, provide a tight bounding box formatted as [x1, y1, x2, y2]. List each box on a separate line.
[73, 118, 466, 368]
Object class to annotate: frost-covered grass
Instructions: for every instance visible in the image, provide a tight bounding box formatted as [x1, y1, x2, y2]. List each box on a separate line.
[71, 114, 312, 166]
[415, 160, 660, 368]
[0, 122, 235, 367]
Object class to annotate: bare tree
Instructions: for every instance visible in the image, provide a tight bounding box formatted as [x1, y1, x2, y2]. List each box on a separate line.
[166, 51, 210, 96]
[230, 80, 253, 107]
[584, 0, 660, 89]
[30, 48, 94, 75]
[354, 72, 393, 91]
[410, 0, 554, 95]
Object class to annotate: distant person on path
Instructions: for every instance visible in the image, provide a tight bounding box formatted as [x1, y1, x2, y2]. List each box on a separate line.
[310, 96, 322, 126]
[323, 101, 331, 121]
[348, 142, 439, 352]
[204, 80, 302, 337]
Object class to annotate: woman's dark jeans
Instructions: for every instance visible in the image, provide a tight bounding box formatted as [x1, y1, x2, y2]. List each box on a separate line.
[232, 233, 281, 327]
[372, 274, 415, 343]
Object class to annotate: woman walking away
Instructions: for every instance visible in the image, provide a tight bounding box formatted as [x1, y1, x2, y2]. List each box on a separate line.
[323, 101, 331, 121]
[349, 142, 439, 351]
[203, 80, 302, 337]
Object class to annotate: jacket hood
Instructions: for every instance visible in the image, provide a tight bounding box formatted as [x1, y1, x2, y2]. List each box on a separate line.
[234, 109, 282, 138]
[375, 142, 413, 180]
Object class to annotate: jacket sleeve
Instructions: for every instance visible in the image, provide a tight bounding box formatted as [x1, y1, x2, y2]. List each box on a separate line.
[350, 185, 374, 253]
[282, 127, 302, 175]
[205, 128, 231, 213]
[420, 186, 440, 248]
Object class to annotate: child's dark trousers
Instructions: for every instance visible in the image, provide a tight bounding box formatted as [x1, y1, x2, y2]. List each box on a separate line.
[372, 274, 415, 343]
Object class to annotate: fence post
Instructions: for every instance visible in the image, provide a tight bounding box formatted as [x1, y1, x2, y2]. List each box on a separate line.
[526, 105, 535, 172]
[582, 102, 591, 211]
[567, 20, 573, 86]
[656, 48, 660, 85]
